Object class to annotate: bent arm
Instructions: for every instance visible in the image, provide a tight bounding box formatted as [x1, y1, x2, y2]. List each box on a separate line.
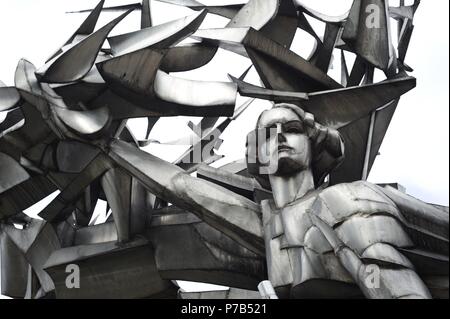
[106, 139, 265, 255]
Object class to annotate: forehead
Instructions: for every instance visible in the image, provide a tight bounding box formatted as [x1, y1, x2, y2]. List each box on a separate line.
[258, 108, 300, 128]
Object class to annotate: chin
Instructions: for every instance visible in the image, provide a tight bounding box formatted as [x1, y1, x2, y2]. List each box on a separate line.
[275, 158, 307, 176]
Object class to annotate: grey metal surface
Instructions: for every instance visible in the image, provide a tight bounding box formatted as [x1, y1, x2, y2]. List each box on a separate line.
[108, 10, 207, 56]
[0, 0, 447, 300]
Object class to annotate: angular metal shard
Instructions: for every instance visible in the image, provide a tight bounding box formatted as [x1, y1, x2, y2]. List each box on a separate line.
[368, 100, 400, 172]
[0, 108, 24, 133]
[37, 9, 134, 83]
[310, 23, 342, 72]
[67, 3, 142, 14]
[342, 0, 392, 71]
[229, 75, 309, 101]
[53, 106, 111, 136]
[259, 0, 298, 48]
[160, 43, 218, 73]
[398, 20, 414, 63]
[97, 48, 165, 99]
[154, 70, 237, 109]
[0, 152, 30, 194]
[193, 27, 342, 92]
[73, 0, 106, 38]
[141, 0, 152, 29]
[15, 60, 42, 97]
[0, 176, 56, 222]
[108, 10, 207, 56]
[90, 88, 235, 119]
[226, 0, 278, 30]
[301, 77, 416, 129]
[45, 0, 106, 63]
[0, 87, 22, 112]
[175, 98, 253, 171]
[341, 50, 350, 86]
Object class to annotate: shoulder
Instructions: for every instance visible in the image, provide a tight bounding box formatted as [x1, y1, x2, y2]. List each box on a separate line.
[312, 181, 402, 227]
[311, 181, 415, 260]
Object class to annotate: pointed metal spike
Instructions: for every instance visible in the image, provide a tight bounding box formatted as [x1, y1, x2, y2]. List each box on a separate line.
[301, 76, 416, 129]
[75, 0, 106, 36]
[229, 74, 309, 101]
[38, 9, 134, 83]
[108, 10, 207, 56]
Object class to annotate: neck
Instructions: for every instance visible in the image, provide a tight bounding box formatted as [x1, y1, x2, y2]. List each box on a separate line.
[269, 169, 315, 209]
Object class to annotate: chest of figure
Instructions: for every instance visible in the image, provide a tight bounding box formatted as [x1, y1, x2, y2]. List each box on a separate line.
[261, 197, 342, 294]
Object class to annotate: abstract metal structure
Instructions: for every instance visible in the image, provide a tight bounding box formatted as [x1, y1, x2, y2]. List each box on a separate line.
[0, 0, 448, 299]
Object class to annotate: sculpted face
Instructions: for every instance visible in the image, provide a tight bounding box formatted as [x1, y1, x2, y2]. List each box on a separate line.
[258, 107, 312, 176]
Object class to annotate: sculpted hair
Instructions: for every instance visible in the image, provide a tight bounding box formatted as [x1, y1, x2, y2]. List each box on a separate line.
[246, 103, 345, 187]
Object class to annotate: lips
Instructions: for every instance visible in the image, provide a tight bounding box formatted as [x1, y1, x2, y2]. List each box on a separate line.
[278, 145, 293, 153]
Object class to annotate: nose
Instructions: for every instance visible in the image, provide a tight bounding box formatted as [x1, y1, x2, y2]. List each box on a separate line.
[276, 123, 286, 143]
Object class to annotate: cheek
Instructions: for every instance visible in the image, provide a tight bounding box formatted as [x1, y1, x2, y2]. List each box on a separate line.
[287, 135, 310, 156]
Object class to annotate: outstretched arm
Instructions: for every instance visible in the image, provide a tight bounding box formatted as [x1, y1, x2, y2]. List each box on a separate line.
[106, 139, 265, 256]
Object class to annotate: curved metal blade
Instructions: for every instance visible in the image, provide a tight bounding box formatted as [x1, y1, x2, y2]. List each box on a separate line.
[227, 0, 279, 30]
[154, 70, 237, 109]
[53, 106, 111, 136]
[108, 10, 207, 56]
[229, 74, 309, 101]
[160, 43, 218, 73]
[37, 9, 134, 83]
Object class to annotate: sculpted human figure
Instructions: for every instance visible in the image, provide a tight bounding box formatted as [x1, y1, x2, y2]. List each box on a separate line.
[107, 103, 448, 299]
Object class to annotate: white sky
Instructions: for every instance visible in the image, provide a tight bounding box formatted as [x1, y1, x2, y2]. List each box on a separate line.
[0, 0, 448, 298]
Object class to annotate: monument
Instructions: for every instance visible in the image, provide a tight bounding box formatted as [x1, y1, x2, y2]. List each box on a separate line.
[0, 0, 448, 299]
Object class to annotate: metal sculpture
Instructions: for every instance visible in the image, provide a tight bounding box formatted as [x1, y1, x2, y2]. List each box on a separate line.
[0, 0, 448, 299]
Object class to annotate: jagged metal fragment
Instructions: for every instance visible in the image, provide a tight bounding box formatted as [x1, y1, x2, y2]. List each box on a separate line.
[141, 0, 152, 29]
[342, 0, 393, 71]
[160, 43, 218, 72]
[153, 70, 237, 112]
[193, 27, 342, 92]
[53, 106, 111, 137]
[37, 9, 134, 83]
[108, 10, 207, 56]
[0, 152, 30, 194]
[229, 75, 308, 101]
[46, 0, 106, 63]
[174, 99, 253, 172]
[97, 48, 165, 101]
[300, 76, 416, 129]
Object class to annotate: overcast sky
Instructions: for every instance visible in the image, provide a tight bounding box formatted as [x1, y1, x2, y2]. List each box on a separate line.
[0, 0, 448, 298]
